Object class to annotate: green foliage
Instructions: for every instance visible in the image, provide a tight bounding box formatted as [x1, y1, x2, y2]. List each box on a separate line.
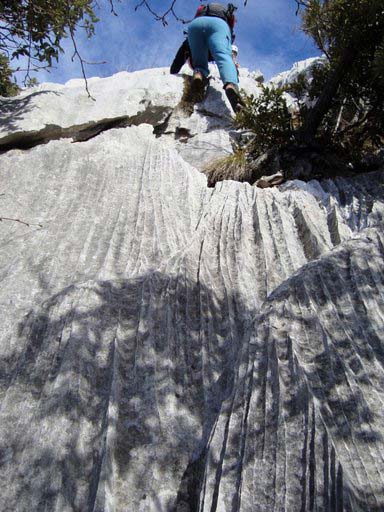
[226, 0, 383, 173]
[373, 42, 384, 81]
[301, 0, 383, 59]
[284, 71, 308, 102]
[0, 0, 101, 93]
[0, 53, 20, 96]
[300, 0, 384, 154]
[25, 76, 39, 88]
[0, 0, 99, 64]
[282, 70, 310, 126]
[235, 85, 292, 156]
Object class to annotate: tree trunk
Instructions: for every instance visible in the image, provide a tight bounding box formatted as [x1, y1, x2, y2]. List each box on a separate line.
[297, 46, 356, 144]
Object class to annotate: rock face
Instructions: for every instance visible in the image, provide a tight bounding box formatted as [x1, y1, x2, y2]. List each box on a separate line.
[0, 65, 383, 512]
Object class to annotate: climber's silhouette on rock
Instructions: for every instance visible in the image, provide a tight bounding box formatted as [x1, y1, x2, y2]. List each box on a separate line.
[170, 3, 245, 113]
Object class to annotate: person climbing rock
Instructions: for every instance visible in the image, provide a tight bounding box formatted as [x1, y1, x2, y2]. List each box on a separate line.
[189, 3, 244, 112]
[170, 3, 244, 113]
[170, 36, 215, 75]
[170, 38, 239, 81]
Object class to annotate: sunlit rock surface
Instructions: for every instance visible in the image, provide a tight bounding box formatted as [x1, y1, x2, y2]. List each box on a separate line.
[0, 64, 383, 512]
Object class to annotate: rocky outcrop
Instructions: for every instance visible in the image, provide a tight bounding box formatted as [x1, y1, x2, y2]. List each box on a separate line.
[0, 65, 383, 511]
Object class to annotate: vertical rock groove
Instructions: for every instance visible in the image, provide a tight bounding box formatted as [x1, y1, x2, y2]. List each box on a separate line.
[0, 68, 384, 511]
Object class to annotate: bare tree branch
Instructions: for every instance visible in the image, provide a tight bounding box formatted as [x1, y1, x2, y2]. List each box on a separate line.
[24, 33, 32, 85]
[108, 0, 119, 16]
[333, 97, 346, 134]
[63, 0, 97, 101]
[13, 62, 55, 73]
[134, 0, 250, 25]
[134, 0, 188, 25]
[294, 0, 310, 16]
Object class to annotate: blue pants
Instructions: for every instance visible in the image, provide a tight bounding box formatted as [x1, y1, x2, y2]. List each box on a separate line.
[187, 16, 239, 86]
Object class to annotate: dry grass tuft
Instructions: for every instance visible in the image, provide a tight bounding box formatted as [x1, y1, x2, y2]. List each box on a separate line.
[176, 75, 208, 116]
[203, 148, 253, 187]
[177, 75, 195, 116]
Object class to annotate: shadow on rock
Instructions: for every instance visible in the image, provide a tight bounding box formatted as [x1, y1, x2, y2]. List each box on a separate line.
[0, 90, 59, 133]
[1, 228, 383, 511]
[0, 271, 251, 511]
[255, 227, 384, 511]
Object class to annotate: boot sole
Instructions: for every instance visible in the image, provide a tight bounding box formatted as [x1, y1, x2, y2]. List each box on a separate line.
[225, 87, 243, 113]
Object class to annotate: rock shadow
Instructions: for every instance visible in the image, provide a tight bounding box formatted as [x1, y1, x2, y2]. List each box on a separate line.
[255, 228, 384, 511]
[0, 270, 251, 511]
[0, 90, 60, 133]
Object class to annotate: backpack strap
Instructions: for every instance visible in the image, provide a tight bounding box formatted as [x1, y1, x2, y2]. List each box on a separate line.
[226, 4, 236, 28]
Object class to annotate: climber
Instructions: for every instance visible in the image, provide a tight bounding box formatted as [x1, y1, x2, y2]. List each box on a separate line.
[170, 3, 244, 113]
[170, 37, 215, 75]
[170, 40, 239, 80]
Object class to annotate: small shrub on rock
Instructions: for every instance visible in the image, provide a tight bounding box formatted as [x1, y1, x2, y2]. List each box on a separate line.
[235, 85, 292, 156]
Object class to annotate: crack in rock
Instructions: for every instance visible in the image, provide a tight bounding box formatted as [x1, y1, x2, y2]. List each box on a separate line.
[174, 127, 194, 143]
[153, 112, 173, 138]
[0, 105, 172, 153]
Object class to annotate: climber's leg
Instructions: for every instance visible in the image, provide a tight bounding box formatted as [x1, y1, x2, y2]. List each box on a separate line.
[206, 17, 238, 86]
[187, 17, 210, 78]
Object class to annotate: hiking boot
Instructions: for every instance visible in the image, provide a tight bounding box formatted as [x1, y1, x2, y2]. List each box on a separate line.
[224, 83, 245, 113]
[191, 71, 209, 102]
